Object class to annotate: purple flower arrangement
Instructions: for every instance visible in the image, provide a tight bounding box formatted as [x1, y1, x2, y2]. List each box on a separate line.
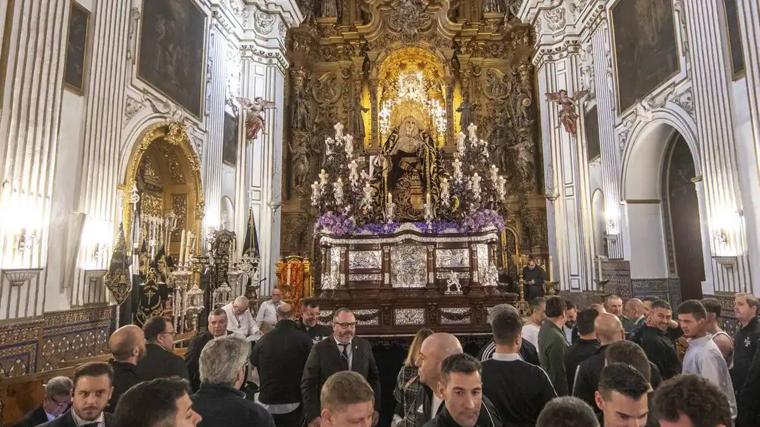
[460, 209, 506, 232]
[314, 212, 357, 236]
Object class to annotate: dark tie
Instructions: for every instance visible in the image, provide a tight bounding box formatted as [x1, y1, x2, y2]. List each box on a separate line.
[339, 343, 349, 368]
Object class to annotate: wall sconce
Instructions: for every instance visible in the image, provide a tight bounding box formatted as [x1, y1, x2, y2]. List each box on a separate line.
[0, 183, 46, 265]
[710, 208, 743, 257]
[81, 218, 114, 269]
[605, 204, 621, 235]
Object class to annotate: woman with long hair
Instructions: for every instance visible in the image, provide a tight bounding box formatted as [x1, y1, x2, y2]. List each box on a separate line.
[392, 327, 434, 427]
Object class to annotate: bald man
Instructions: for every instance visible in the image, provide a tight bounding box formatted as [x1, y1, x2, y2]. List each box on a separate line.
[107, 325, 146, 411]
[622, 298, 645, 337]
[572, 313, 625, 412]
[413, 333, 463, 424]
[222, 295, 258, 340]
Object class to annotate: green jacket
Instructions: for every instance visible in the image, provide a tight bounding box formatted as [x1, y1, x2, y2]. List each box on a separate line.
[538, 319, 570, 395]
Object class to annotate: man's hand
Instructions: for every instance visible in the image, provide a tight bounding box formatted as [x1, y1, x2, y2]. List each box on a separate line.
[308, 417, 321, 427]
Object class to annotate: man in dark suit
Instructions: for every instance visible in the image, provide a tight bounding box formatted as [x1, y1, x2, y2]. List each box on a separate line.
[185, 308, 229, 391]
[38, 362, 116, 427]
[301, 307, 381, 427]
[252, 303, 312, 427]
[106, 324, 145, 412]
[114, 377, 202, 427]
[137, 316, 189, 381]
[297, 298, 333, 343]
[11, 376, 72, 427]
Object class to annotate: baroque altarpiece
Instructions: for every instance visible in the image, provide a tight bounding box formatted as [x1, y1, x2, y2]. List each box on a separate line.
[280, 0, 547, 331]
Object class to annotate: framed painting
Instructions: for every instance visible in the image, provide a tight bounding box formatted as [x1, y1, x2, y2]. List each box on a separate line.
[137, 0, 206, 118]
[722, 0, 745, 78]
[611, 0, 680, 112]
[222, 112, 238, 166]
[63, 2, 91, 93]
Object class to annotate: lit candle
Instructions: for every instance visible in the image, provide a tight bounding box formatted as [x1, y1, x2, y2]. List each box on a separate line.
[179, 230, 186, 265]
[286, 263, 292, 285]
[426, 192, 431, 206]
[387, 192, 392, 205]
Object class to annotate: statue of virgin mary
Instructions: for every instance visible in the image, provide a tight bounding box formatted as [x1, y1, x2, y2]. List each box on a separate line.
[381, 116, 439, 220]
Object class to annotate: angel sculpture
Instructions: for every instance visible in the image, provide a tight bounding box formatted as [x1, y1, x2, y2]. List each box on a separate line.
[545, 89, 588, 135]
[237, 97, 275, 141]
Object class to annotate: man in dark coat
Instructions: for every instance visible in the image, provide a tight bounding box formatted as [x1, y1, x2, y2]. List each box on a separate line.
[522, 258, 546, 302]
[106, 324, 145, 412]
[192, 336, 275, 427]
[38, 362, 116, 427]
[564, 308, 600, 391]
[301, 308, 381, 426]
[631, 299, 681, 380]
[252, 303, 312, 427]
[114, 377, 202, 427]
[733, 293, 760, 427]
[11, 376, 72, 427]
[185, 308, 229, 391]
[137, 316, 188, 381]
[297, 298, 333, 343]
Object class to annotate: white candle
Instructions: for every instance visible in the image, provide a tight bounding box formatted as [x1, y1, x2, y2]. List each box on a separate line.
[426, 192, 431, 206]
[598, 257, 603, 281]
[286, 263, 292, 285]
[179, 230, 186, 265]
[387, 192, 392, 205]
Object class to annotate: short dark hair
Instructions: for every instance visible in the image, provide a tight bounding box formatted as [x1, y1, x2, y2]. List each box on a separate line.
[333, 307, 353, 320]
[537, 396, 600, 427]
[491, 309, 523, 346]
[576, 309, 599, 336]
[650, 299, 672, 311]
[73, 362, 114, 389]
[143, 316, 171, 342]
[565, 300, 576, 311]
[701, 298, 722, 317]
[677, 299, 707, 320]
[545, 296, 567, 318]
[115, 377, 191, 427]
[321, 371, 374, 411]
[598, 363, 650, 401]
[210, 308, 227, 317]
[642, 296, 658, 303]
[302, 298, 320, 309]
[440, 353, 481, 383]
[530, 297, 546, 311]
[653, 374, 731, 427]
[604, 341, 652, 382]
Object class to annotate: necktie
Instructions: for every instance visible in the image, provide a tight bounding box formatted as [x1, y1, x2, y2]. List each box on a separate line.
[339, 343, 349, 368]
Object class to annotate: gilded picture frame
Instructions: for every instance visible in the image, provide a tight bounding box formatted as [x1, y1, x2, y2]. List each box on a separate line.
[63, 1, 91, 94]
[137, 0, 207, 118]
[610, 0, 680, 113]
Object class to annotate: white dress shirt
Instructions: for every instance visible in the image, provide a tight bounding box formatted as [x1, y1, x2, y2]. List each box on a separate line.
[522, 323, 540, 349]
[682, 334, 737, 419]
[71, 409, 105, 427]
[255, 299, 280, 328]
[222, 302, 258, 340]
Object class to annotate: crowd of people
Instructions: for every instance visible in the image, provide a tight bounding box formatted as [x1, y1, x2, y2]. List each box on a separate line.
[10, 292, 760, 427]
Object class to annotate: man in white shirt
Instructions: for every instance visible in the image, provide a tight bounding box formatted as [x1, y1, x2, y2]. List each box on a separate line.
[256, 287, 283, 332]
[222, 296, 258, 341]
[676, 299, 737, 419]
[522, 297, 546, 349]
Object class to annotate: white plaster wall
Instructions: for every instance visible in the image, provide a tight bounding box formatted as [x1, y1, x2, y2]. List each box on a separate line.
[625, 203, 668, 279]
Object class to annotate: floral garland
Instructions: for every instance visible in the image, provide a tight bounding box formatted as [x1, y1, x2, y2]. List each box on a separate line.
[315, 209, 505, 237]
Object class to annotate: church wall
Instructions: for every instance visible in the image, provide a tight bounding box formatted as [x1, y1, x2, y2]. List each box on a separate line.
[0, 0, 302, 328]
[521, 0, 760, 298]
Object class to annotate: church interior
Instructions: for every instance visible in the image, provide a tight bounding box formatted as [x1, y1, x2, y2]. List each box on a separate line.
[1, 0, 759, 426]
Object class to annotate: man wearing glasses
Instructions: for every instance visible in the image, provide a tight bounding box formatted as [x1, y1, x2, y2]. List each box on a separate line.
[12, 376, 72, 427]
[301, 308, 381, 427]
[137, 316, 189, 381]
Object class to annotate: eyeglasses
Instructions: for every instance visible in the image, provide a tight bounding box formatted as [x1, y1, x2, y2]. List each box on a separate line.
[334, 322, 356, 328]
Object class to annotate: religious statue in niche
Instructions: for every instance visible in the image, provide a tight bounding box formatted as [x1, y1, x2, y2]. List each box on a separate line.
[457, 95, 477, 133]
[545, 89, 588, 135]
[289, 133, 311, 193]
[382, 116, 438, 220]
[237, 97, 276, 141]
[321, 0, 339, 18]
[352, 96, 369, 145]
[291, 70, 311, 131]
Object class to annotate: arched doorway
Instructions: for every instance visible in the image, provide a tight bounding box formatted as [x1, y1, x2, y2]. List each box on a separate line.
[120, 122, 204, 325]
[663, 135, 705, 300]
[622, 118, 706, 302]
[591, 189, 606, 257]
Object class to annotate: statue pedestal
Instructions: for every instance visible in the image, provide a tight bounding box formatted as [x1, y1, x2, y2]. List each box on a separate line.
[314, 226, 517, 335]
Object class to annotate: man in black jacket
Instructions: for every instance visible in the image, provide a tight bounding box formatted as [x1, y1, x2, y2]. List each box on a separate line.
[11, 376, 72, 427]
[301, 308, 381, 426]
[564, 308, 600, 392]
[115, 377, 202, 427]
[185, 308, 229, 391]
[252, 303, 312, 427]
[632, 299, 681, 380]
[192, 336, 275, 427]
[573, 313, 625, 411]
[478, 302, 540, 365]
[297, 298, 333, 343]
[733, 293, 760, 427]
[138, 316, 189, 381]
[106, 324, 145, 412]
[412, 333, 464, 427]
[38, 362, 116, 427]
[424, 353, 502, 427]
[483, 307, 556, 427]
